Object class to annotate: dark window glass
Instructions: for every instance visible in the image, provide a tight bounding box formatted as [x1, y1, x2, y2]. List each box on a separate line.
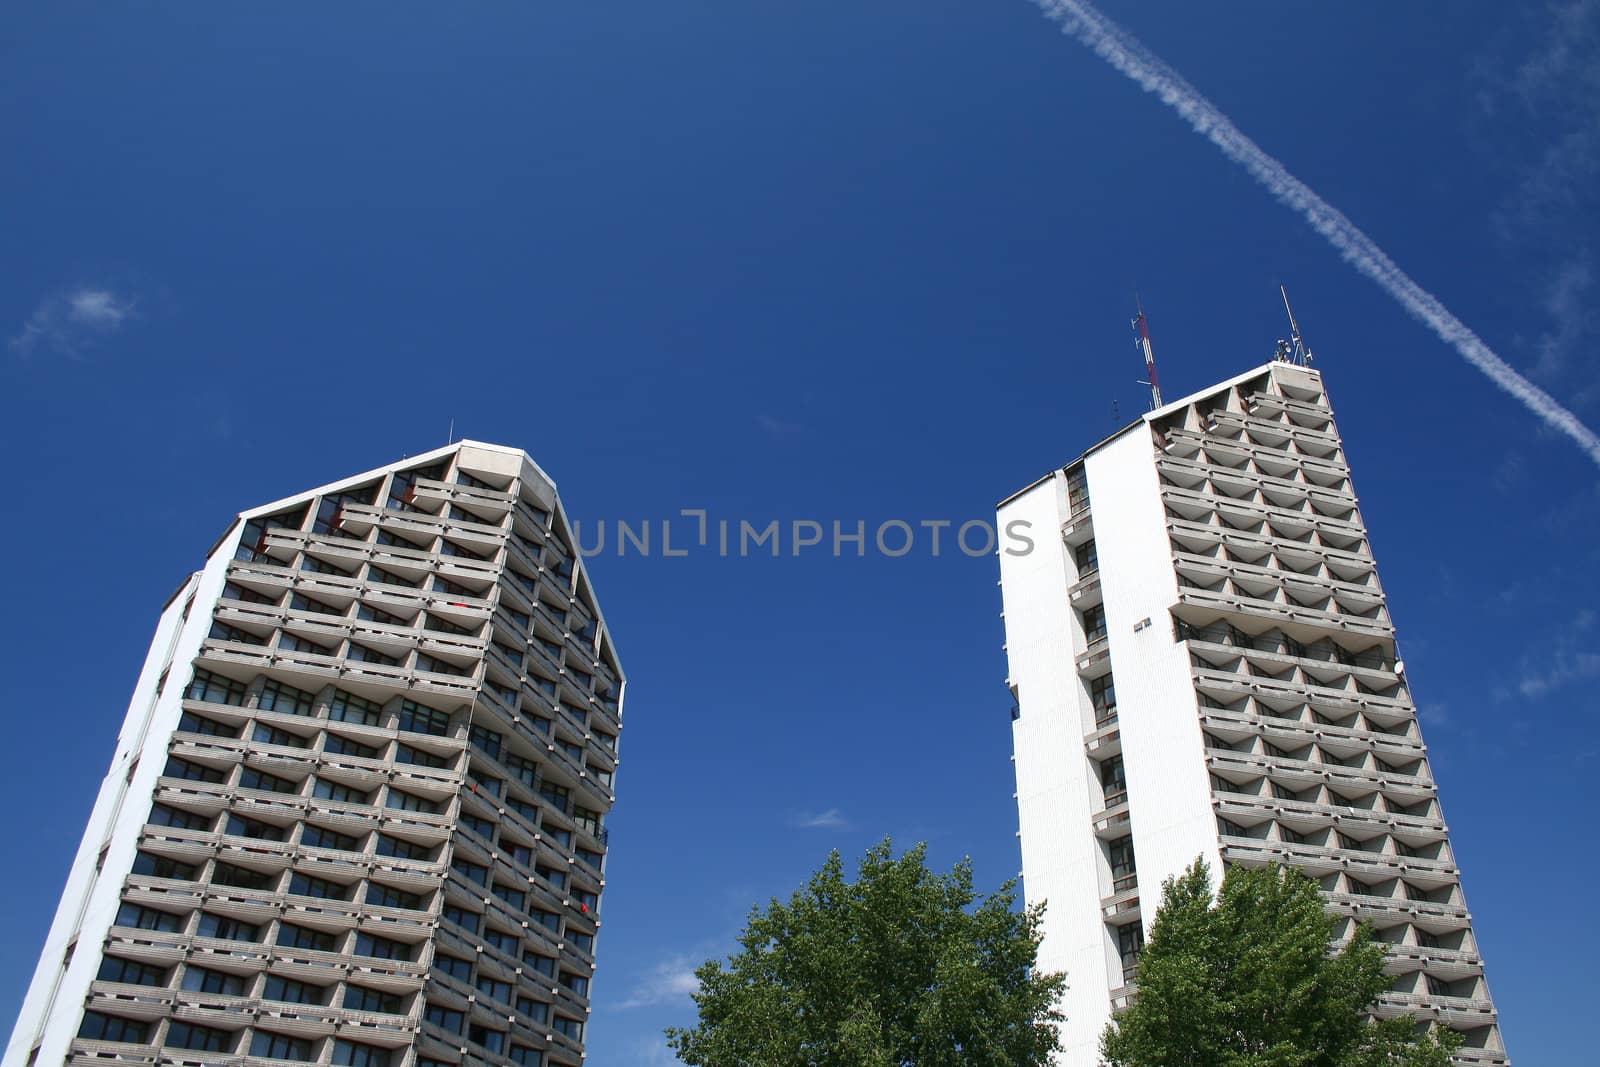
[376, 834, 434, 861]
[167, 1021, 234, 1052]
[366, 883, 423, 910]
[396, 743, 451, 769]
[116, 903, 183, 932]
[344, 985, 404, 1013]
[263, 975, 328, 1005]
[77, 1012, 150, 1043]
[225, 815, 286, 842]
[353, 932, 415, 961]
[301, 824, 361, 851]
[97, 957, 166, 986]
[196, 913, 259, 942]
[149, 803, 211, 831]
[277, 923, 339, 953]
[332, 1041, 392, 1067]
[181, 966, 248, 996]
[397, 700, 451, 736]
[314, 779, 370, 804]
[178, 711, 239, 737]
[328, 690, 382, 726]
[384, 790, 440, 815]
[184, 669, 249, 706]
[258, 679, 317, 716]
[250, 1033, 314, 1061]
[131, 852, 196, 881]
[435, 955, 473, 981]
[253, 723, 310, 748]
[212, 862, 277, 891]
[238, 767, 298, 794]
[324, 733, 380, 759]
[163, 756, 226, 784]
[289, 872, 353, 900]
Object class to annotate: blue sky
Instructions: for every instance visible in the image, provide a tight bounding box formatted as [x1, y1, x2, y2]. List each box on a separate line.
[3, 1, 1597, 1062]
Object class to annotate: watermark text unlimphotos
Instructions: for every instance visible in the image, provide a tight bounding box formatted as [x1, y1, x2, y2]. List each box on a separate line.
[570, 511, 1037, 559]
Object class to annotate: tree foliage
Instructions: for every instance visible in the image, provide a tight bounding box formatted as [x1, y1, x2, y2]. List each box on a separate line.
[665, 839, 1065, 1066]
[1102, 859, 1463, 1067]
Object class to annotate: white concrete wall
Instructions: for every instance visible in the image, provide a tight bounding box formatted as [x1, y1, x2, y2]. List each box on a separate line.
[999, 475, 1110, 1066]
[1085, 429, 1223, 932]
[4, 538, 237, 1067]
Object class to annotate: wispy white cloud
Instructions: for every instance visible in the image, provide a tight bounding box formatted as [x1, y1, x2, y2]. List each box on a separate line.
[9, 285, 138, 357]
[792, 807, 849, 830]
[1512, 609, 1600, 699]
[1030, 0, 1600, 466]
[756, 413, 801, 438]
[616, 954, 702, 1010]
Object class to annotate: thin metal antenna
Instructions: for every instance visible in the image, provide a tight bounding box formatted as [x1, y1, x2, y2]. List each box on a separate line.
[1132, 293, 1164, 410]
[1112, 397, 1121, 425]
[447, 417, 455, 445]
[1279, 286, 1313, 365]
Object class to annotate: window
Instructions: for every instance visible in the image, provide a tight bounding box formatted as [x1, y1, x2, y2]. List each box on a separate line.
[385, 790, 440, 814]
[77, 1012, 149, 1043]
[534, 864, 566, 890]
[435, 955, 473, 981]
[196, 913, 259, 942]
[324, 733, 380, 759]
[433, 574, 474, 598]
[551, 1016, 582, 1041]
[425, 609, 476, 632]
[279, 633, 336, 657]
[524, 953, 556, 977]
[163, 757, 226, 784]
[212, 862, 277, 891]
[468, 1024, 505, 1053]
[166, 1021, 234, 1052]
[1082, 604, 1107, 643]
[258, 679, 316, 717]
[239, 767, 298, 794]
[368, 564, 421, 588]
[97, 957, 166, 986]
[575, 848, 603, 872]
[375, 834, 435, 861]
[509, 1045, 544, 1067]
[250, 1033, 313, 1061]
[469, 725, 503, 760]
[1101, 757, 1127, 804]
[182, 966, 249, 996]
[492, 884, 526, 911]
[1075, 539, 1099, 574]
[178, 711, 238, 737]
[332, 1041, 391, 1067]
[114, 903, 183, 932]
[506, 842, 534, 869]
[357, 602, 407, 626]
[1090, 675, 1117, 718]
[443, 905, 481, 934]
[263, 975, 327, 1005]
[367, 883, 423, 910]
[1117, 923, 1143, 970]
[301, 555, 349, 576]
[149, 803, 212, 831]
[348, 643, 401, 666]
[290, 593, 343, 616]
[451, 859, 488, 886]
[314, 779, 370, 804]
[505, 753, 538, 789]
[558, 972, 589, 997]
[328, 690, 382, 726]
[397, 743, 452, 769]
[538, 781, 570, 813]
[353, 932, 415, 961]
[531, 909, 561, 933]
[397, 700, 451, 736]
[301, 824, 361, 851]
[131, 852, 196, 881]
[184, 669, 248, 706]
[222, 581, 276, 605]
[568, 930, 594, 954]
[253, 723, 310, 749]
[278, 923, 339, 953]
[289, 872, 353, 900]
[459, 813, 495, 842]
[344, 985, 403, 1013]
[1108, 836, 1137, 885]
[224, 814, 286, 841]
[417, 653, 470, 677]
[484, 928, 519, 954]
[424, 1003, 465, 1032]
[1066, 466, 1090, 513]
[1217, 816, 1245, 838]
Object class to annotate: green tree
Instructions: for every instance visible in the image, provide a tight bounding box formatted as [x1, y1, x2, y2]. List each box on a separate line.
[1102, 858, 1462, 1067]
[665, 839, 1065, 1066]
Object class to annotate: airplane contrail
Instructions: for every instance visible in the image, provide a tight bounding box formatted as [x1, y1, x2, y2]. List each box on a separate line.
[1033, 0, 1600, 467]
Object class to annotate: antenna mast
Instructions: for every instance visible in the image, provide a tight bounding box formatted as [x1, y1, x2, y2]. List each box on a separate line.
[1132, 296, 1164, 410]
[1279, 285, 1313, 365]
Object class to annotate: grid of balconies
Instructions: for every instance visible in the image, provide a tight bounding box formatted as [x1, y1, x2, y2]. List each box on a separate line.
[65, 447, 620, 1067]
[1153, 367, 1506, 1063]
[1055, 468, 1146, 1000]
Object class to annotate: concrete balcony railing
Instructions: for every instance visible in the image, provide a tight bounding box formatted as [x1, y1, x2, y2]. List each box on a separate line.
[1197, 707, 1424, 762]
[1213, 793, 1446, 842]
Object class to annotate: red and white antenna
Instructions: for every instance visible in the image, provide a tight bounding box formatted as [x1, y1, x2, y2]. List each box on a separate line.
[1132, 295, 1163, 410]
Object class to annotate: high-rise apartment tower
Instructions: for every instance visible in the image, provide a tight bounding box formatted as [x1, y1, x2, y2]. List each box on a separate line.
[7, 442, 623, 1067]
[998, 361, 1506, 1065]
